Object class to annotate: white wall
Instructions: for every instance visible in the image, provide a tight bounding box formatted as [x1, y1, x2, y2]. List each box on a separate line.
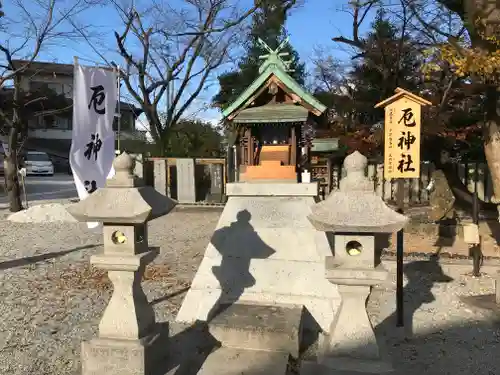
[28, 129, 146, 141]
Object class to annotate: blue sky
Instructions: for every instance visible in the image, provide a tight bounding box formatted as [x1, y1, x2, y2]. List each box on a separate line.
[3, 0, 377, 125]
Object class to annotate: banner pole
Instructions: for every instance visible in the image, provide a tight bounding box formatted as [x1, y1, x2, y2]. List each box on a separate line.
[116, 66, 121, 153]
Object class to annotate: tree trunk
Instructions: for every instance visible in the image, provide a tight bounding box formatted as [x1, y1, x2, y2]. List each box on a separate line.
[5, 113, 23, 212]
[482, 85, 500, 210]
[484, 123, 500, 203]
[5, 149, 22, 212]
[427, 138, 498, 215]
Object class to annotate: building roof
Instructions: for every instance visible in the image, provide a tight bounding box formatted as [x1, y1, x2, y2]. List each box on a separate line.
[233, 103, 309, 124]
[222, 39, 327, 121]
[11, 60, 114, 76]
[310, 138, 339, 153]
[12, 60, 74, 76]
[117, 101, 143, 116]
[374, 87, 432, 108]
[6, 62, 142, 116]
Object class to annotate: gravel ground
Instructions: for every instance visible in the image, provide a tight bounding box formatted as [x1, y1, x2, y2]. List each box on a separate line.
[368, 260, 500, 375]
[1, 204, 500, 375]
[0, 207, 222, 375]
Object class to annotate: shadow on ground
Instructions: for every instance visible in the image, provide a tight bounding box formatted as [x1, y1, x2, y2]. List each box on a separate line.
[0, 244, 98, 270]
[150, 321, 221, 375]
[206, 209, 275, 322]
[375, 256, 454, 337]
[143, 257, 500, 374]
[486, 219, 500, 246]
[370, 258, 499, 375]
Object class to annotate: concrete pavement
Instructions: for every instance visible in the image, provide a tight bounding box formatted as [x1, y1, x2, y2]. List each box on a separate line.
[0, 174, 77, 206]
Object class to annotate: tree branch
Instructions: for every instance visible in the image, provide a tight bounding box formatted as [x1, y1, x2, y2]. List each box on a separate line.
[112, 0, 251, 152]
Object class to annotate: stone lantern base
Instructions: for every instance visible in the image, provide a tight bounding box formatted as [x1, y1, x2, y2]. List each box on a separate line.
[81, 335, 160, 375]
[301, 260, 394, 375]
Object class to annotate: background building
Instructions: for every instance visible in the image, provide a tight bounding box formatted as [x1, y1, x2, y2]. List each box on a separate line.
[2, 60, 148, 170]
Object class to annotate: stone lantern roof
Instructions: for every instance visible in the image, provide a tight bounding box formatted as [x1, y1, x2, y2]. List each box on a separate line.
[308, 151, 408, 233]
[67, 152, 176, 224]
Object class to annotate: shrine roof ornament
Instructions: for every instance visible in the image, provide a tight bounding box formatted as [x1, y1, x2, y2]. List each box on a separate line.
[257, 37, 294, 74]
[222, 38, 326, 120]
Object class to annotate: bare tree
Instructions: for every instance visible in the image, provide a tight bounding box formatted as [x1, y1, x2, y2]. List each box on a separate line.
[112, 0, 261, 156]
[311, 48, 347, 94]
[0, 0, 99, 212]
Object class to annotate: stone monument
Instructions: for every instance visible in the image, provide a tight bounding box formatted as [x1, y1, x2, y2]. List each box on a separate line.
[153, 158, 168, 196]
[305, 151, 408, 374]
[176, 158, 196, 203]
[428, 168, 456, 222]
[67, 152, 176, 375]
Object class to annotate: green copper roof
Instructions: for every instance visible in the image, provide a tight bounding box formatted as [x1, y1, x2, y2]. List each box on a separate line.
[222, 39, 327, 119]
[233, 103, 308, 124]
[311, 138, 340, 152]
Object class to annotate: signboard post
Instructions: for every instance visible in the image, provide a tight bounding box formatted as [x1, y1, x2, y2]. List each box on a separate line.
[375, 87, 432, 328]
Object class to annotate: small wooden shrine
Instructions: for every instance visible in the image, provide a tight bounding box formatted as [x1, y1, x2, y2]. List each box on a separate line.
[223, 38, 327, 182]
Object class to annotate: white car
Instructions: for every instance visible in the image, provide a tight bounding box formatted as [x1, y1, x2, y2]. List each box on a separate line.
[24, 151, 54, 176]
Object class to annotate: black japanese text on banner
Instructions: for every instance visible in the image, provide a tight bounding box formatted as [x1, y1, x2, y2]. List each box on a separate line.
[69, 59, 118, 229]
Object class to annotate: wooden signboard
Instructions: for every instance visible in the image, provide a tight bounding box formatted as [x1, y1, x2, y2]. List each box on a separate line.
[463, 223, 480, 245]
[375, 88, 431, 179]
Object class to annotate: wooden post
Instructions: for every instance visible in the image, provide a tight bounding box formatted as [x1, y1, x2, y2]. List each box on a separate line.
[495, 277, 500, 304]
[291, 125, 296, 167]
[396, 178, 405, 327]
[240, 137, 245, 166]
[471, 192, 482, 277]
[248, 128, 254, 166]
[326, 157, 332, 194]
[375, 88, 432, 329]
[166, 159, 171, 198]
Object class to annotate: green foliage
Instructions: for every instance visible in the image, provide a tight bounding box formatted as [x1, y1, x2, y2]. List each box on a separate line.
[156, 118, 224, 158]
[212, 0, 305, 110]
[314, 8, 489, 160]
[315, 10, 422, 128]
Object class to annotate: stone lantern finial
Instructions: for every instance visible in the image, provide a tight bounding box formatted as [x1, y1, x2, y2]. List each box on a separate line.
[114, 151, 135, 173]
[308, 151, 408, 233]
[343, 150, 366, 172]
[107, 151, 139, 188]
[339, 151, 372, 192]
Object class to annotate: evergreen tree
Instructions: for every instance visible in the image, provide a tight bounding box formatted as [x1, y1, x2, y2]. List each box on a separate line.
[348, 10, 421, 125]
[313, 10, 421, 128]
[212, 0, 305, 110]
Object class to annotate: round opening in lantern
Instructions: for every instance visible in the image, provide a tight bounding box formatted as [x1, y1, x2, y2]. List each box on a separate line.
[111, 230, 127, 244]
[346, 240, 362, 256]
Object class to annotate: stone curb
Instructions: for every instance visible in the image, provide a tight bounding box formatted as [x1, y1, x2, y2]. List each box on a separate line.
[381, 249, 500, 262]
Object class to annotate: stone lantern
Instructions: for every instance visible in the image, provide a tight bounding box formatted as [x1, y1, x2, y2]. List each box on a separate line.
[67, 152, 176, 375]
[306, 151, 408, 374]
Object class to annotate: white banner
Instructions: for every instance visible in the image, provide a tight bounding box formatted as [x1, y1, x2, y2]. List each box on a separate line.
[70, 62, 117, 229]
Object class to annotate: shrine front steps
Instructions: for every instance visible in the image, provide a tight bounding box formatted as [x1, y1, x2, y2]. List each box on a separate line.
[165, 303, 308, 375]
[201, 303, 302, 375]
[208, 303, 302, 357]
[239, 161, 297, 181]
[196, 348, 290, 375]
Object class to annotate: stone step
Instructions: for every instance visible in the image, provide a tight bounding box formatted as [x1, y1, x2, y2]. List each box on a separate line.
[300, 357, 393, 375]
[197, 347, 290, 375]
[208, 303, 303, 357]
